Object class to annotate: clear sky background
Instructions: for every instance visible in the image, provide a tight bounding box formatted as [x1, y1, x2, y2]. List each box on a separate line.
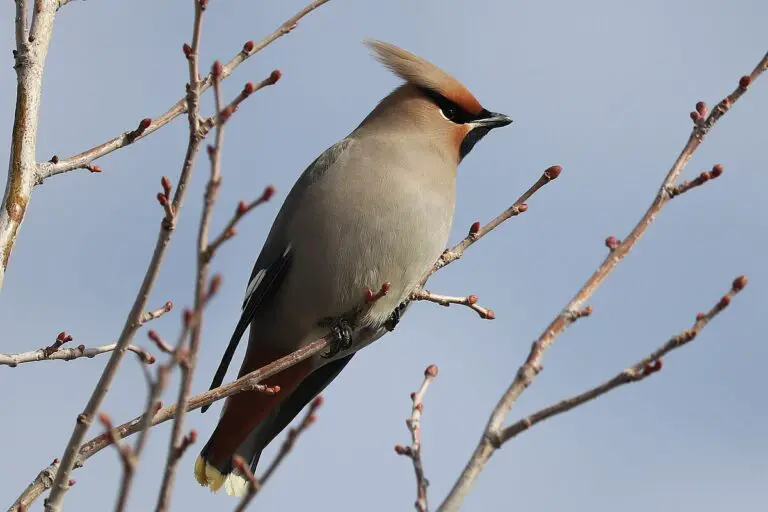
[1, 1, 766, 511]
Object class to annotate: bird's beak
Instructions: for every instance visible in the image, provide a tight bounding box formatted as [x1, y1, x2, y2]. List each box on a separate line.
[473, 111, 513, 129]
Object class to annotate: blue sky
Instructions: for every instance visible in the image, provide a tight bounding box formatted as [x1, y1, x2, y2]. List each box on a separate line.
[1, 1, 766, 510]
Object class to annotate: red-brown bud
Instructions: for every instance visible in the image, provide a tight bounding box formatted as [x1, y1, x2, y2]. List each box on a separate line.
[717, 295, 731, 309]
[485, 309, 496, 320]
[157, 193, 168, 206]
[212, 60, 222, 78]
[468, 221, 481, 236]
[739, 75, 751, 90]
[183, 43, 192, 58]
[605, 236, 620, 250]
[424, 364, 439, 377]
[467, 295, 478, 305]
[732, 275, 748, 291]
[164, 301, 173, 312]
[243, 82, 255, 96]
[312, 395, 324, 408]
[262, 185, 276, 201]
[695, 101, 708, 116]
[209, 274, 223, 296]
[544, 165, 562, 180]
[161, 176, 172, 195]
[518, 203, 528, 213]
[269, 69, 282, 84]
[243, 40, 255, 53]
[690, 111, 700, 122]
[237, 200, 248, 215]
[138, 118, 152, 133]
[711, 164, 724, 177]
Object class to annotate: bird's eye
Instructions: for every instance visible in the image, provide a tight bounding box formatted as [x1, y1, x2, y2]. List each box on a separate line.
[441, 105, 458, 121]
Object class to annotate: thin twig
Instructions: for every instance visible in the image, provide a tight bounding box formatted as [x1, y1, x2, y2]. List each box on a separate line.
[153, 1, 208, 509]
[411, 289, 495, 320]
[499, 275, 748, 443]
[140, 301, 174, 324]
[203, 185, 275, 263]
[231, 457, 260, 512]
[37, 0, 332, 180]
[41, 5, 224, 507]
[7, 459, 59, 512]
[260, 395, 323, 485]
[437, 52, 768, 512]
[232, 395, 322, 511]
[0, 342, 154, 367]
[199, 71, 282, 138]
[427, 165, 560, 280]
[396, 365, 438, 512]
[14, 0, 28, 52]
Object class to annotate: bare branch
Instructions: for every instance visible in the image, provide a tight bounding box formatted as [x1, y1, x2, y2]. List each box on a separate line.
[7, 459, 58, 512]
[411, 289, 495, 320]
[42, 2, 218, 504]
[140, 301, 174, 324]
[498, 275, 748, 444]
[14, 0, 28, 52]
[1, 0, 59, 290]
[396, 365, 439, 512]
[199, 71, 282, 138]
[427, 165, 560, 279]
[0, 342, 154, 368]
[153, 1, 208, 508]
[437, 52, 768, 512]
[203, 185, 275, 263]
[231, 457, 260, 512]
[36, 0, 331, 180]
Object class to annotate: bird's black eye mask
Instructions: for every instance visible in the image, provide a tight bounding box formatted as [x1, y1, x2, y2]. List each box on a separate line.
[417, 86, 491, 125]
[417, 87, 497, 160]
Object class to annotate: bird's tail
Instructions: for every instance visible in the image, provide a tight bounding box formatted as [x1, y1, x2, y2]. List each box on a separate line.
[194, 354, 355, 496]
[194, 354, 313, 496]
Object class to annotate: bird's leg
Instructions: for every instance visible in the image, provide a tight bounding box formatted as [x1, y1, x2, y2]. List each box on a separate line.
[384, 300, 409, 332]
[319, 315, 355, 359]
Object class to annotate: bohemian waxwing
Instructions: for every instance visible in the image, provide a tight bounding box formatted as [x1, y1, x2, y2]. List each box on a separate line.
[195, 39, 512, 496]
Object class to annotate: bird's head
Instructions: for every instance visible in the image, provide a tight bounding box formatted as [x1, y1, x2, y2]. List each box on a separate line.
[359, 39, 513, 163]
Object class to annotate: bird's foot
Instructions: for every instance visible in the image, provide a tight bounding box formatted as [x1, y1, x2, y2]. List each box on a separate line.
[319, 315, 354, 359]
[384, 300, 409, 332]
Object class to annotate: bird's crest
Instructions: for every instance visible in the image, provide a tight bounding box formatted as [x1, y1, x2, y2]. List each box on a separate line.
[365, 39, 483, 115]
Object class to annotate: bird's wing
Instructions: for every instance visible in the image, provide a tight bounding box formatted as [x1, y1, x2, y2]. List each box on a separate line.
[200, 244, 292, 413]
[200, 139, 353, 413]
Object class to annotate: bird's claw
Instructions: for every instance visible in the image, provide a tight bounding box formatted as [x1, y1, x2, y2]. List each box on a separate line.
[384, 300, 409, 332]
[320, 316, 354, 359]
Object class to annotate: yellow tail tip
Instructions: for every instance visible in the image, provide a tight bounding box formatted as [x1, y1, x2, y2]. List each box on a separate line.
[194, 456, 226, 492]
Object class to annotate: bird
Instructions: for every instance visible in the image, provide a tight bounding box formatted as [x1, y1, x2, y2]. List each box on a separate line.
[194, 39, 513, 496]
